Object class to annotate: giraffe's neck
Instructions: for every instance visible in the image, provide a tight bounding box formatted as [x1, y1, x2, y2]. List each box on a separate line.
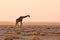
[22, 16, 28, 18]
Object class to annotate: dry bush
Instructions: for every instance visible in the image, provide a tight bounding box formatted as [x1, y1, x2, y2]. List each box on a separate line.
[30, 36, 40, 40]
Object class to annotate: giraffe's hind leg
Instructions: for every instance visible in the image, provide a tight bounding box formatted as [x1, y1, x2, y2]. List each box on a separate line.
[14, 21, 19, 32]
[15, 19, 19, 29]
[16, 21, 19, 27]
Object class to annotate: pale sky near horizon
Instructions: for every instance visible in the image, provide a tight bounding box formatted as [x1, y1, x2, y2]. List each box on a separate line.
[0, 0, 60, 22]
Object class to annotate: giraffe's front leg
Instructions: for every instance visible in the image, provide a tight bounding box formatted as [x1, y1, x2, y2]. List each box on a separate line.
[20, 21, 22, 27]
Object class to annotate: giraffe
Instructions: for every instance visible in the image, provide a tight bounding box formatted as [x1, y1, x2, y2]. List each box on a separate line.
[15, 15, 30, 27]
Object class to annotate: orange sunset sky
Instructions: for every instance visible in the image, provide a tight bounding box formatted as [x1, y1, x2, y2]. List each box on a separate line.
[0, 0, 60, 22]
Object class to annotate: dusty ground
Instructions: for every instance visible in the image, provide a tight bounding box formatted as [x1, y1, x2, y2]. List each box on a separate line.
[0, 25, 60, 40]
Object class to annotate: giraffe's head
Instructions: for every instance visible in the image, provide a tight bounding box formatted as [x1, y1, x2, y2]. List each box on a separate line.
[27, 15, 30, 17]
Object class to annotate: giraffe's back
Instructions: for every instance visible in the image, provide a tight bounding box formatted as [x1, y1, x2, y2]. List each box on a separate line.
[16, 17, 23, 22]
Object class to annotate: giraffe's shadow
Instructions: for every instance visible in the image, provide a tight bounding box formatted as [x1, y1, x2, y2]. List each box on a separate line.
[14, 25, 24, 34]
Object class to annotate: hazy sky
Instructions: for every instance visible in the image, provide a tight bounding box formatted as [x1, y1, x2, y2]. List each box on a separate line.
[0, 0, 60, 22]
